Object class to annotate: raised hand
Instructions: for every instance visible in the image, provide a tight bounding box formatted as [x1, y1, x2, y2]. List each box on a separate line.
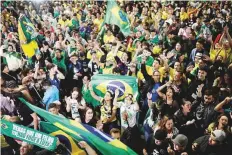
[147, 92, 152, 100]
[115, 89, 120, 97]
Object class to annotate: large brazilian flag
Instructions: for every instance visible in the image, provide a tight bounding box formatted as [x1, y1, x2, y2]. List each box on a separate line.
[105, 0, 131, 36]
[18, 98, 137, 155]
[91, 74, 138, 101]
[18, 14, 38, 58]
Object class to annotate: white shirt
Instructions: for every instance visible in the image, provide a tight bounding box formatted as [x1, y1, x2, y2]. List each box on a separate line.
[117, 102, 137, 129]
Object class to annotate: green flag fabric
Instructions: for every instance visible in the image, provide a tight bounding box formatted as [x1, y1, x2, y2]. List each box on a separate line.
[91, 74, 139, 101]
[1, 119, 57, 151]
[105, 0, 131, 36]
[40, 121, 86, 155]
[18, 98, 137, 155]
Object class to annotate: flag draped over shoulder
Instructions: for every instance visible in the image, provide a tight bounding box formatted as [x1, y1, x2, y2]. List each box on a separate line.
[18, 98, 137, 155]
[104, 0, 131, 36]
[18, 14, 38, 58]
[91, 74, 138, 101]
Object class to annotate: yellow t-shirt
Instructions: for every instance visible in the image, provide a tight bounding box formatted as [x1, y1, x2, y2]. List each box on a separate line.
[152, 46, 162, 55]
[210, 48, 232, 61]
[93, 18, 104, 31]
[87, 50, 105, 60]
[161, 11, 168, 20]
[103, 34, 115, 44]
[58, 19, 70, 27]
[180, 12, 189, 21]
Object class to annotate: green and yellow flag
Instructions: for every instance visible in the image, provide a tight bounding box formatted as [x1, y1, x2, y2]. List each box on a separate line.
[105, 0, 131, 36]
[91, 74, 139, 101]
[18, 98, 137, 155]
[18, 14, 38, 58]
[40, 121, 86, 155]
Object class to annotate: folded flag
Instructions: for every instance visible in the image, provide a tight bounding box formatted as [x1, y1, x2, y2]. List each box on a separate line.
[18, 14, 38, 58]
[18, 98, 137, 155]
[91, 74, 139, 101]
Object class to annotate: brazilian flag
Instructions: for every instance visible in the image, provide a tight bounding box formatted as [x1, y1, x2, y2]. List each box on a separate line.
[91, 74, 139, 101]
[40, 121, 86, 155]
[18, 14, 38, 58]
[18, 98, 137, 155]
[104, 0, 131, 36]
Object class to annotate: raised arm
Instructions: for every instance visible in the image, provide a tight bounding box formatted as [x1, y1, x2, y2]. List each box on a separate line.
[89, 83, 102, 102]
[156, 81, 172, 100]
[214, 97, 232, 112]
[224, 26, 232, 48]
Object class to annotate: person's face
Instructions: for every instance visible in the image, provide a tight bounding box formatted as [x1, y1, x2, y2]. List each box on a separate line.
[219, 116, 228, 127]
[204, 95, 214, 104]
[85, 108, 94, 120]
[58, 35, 63, 40]
[153, 60, 160, 69]
[8, 46, 13, 52]
[173, 143, 184, 151]
[182, 102, 191, 113]
[175, 43, 181, 51]
[104, 92, 112, 101]
[130, 65, 136, 72]
[49, 107, 59, 115]
[196, 42, 202, 50]
[82, 76, 89, 85]
[165, 119, 173, 130]
[198, 70, 206, 80]
[174, 62, 181, 71]
[152, 71, 160, 82]
[166, 88, 173, 98]
[125, 95, 133, 105]
[174, 72, 181, 81]
[71, 91, 79, 99]
[111, 132, 120, 140]
[36, 54, 41, 60]
[55, 51, 61, 58]
[20, 144, 30, 155]
[122, 53, 128, 62]
[224, 73, 230, 82]
[223, 42, 230, 50]
[208, 135, 219, 146]
[216, 55, 223, 61]
[155, 139, 163, 146]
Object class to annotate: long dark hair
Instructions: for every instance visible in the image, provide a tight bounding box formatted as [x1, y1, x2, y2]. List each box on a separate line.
[212, 114, 229, 131]
[71, 87, 82, 102]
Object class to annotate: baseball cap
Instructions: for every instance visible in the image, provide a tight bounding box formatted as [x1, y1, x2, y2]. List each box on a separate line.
[154, 129, 167, 141]
[211, 130, 226, 143]
[172, 134, 188, 148]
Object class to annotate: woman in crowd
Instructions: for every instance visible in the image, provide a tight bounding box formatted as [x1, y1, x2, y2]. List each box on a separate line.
[65, 87, 86, 123]
[153, 116, 179, 139]
[89, 83, 118, 134]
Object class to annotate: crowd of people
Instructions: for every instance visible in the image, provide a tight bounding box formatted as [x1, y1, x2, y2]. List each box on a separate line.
[1, 0, 232, 155]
